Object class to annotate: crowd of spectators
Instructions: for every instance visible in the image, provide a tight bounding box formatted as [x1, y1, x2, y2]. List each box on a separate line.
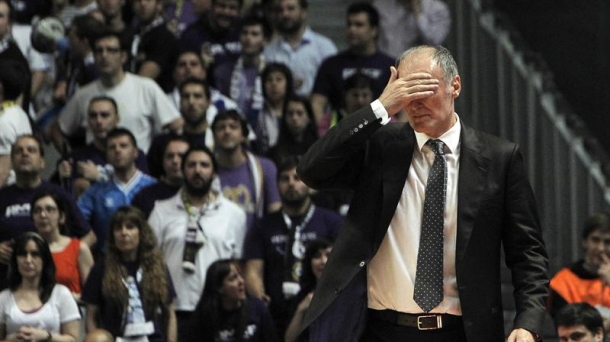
[0, 0, 452, 340]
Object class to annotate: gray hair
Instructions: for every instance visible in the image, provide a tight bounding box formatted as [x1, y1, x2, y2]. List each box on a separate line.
[395, 45, 459, 83]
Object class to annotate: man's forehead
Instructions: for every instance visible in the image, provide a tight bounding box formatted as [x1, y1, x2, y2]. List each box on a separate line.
[186, 151, 212, 162]
[15, 138, 39, 148]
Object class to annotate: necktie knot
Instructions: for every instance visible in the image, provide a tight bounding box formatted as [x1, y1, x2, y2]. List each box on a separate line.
[426, 139, 445, 156]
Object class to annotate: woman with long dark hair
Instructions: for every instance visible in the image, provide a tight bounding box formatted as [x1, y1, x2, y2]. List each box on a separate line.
[0, 232, 81, 341]
[31, 190, 94, 299]
[285, 238, 333, 342]
[186, 259, 278, 342]
[82, 206, 176, 342]
[254, 63, 294, 155]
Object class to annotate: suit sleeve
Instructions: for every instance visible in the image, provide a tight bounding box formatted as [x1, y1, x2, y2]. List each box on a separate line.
[297, 105, 381, 191]
[501, 144, 549, 334]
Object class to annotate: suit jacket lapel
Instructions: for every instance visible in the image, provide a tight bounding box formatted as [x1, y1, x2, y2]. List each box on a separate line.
[456, 123, 491, 265]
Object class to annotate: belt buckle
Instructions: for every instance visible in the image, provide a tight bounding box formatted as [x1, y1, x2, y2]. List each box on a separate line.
[417, 314, 443, 330]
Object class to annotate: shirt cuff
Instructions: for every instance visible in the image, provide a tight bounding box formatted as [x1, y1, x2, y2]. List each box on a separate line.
[371, 100, 390, 125]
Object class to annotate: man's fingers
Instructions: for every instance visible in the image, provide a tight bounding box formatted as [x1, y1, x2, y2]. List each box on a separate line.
[386, 66, 398, 87]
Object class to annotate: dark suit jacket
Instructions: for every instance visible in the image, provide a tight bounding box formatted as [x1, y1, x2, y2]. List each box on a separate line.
[296, 106, 549, 342]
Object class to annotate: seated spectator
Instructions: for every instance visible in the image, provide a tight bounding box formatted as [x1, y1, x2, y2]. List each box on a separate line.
[0, 61, 32, 188]
[0, 232, 81, 341]
[371, 0, 451, 58]
[132, 137, 190, 217]
[58, 96, 149, 198]
[32, 191, 94, 299]
[213, 109, 281, 231]
[48, 30, 183, 153]
[549, 212, 610, 330]
[77, 128, 156, 259]
[212, 16, 271, 127]
[148, 145, 247, 341]
[253, 62, 293, 155]
[244, 156, 342, 337]
[130, 0, 178, 92]
[268, 95, 318, 164]
[148, 78, 216, 178]
[185, 259, 279, 342]
[82, 206, 177, 342]
[167, 50, 239, 113]
[0, 135, 94, 289]
[311, 2, 393, 133]
[180, 0, 243, 68]
[285, 238, 332, 342]
[555, 303, 605, 342]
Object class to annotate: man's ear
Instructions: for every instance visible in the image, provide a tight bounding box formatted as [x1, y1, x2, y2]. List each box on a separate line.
[451, 75, 461, 98]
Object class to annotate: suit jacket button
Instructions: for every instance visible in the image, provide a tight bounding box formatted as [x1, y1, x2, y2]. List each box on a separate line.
[334, 287, 341, 294]
[359, 261, 365, 267]
[358, 124, 363, 129]
[354, 128, 359, 132]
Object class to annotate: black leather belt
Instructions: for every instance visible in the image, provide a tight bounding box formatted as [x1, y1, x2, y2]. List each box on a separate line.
[368, 309, 462, 330]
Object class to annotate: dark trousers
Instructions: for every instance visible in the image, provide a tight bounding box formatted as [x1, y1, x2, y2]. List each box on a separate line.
[175, 310, 194, 342]
[361, 311, 468, 342]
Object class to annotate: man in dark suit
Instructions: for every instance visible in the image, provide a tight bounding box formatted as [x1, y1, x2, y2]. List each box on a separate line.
[296, 45, 549, 342]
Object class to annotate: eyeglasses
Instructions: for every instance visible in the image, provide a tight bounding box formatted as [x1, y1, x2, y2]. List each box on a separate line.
[33, 206, 59, 215]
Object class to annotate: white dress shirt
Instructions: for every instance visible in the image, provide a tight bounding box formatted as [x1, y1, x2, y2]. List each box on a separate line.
[367, 101, 462, 315]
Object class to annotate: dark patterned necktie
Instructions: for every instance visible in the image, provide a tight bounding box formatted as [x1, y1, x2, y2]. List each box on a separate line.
[413, 139, 447, 313]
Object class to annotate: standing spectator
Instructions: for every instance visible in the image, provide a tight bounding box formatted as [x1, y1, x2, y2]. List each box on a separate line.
[268, 95, 318, 164]
[329, 72, 375, 128]
[0, 135, 94, 289]
[148, 77, 216, 178]
[180, 0, 243, 68]
[212, 16, 270, 127]
[132, 137, 190, 217]
[372, 0, 451, 58]
[130, 0, 178, 92]
[164, 0, 201, 36]
[54, 14, 103, 104]
[244, 156, 342, 337]
[263, 0, 337, 96]
[32, 191, 94, 299]
[97, 0, 134, 48]
[56, 0, 98, 28]
[555, 303, 605, 342]
[0, 61, 32, 188]
[212, 110, 281, 230]
[0, 232, 81, 341]
[549, 213, 610, 329]
[167, 50, 238, 112]
[48, 30, 183, 153]
[82, 206, 177, 342]
[0, 0, 31, 111]
[148, 145, 247, 340]
[77, 128, 156, 258]
[185, 259, 279, 342]
[58, 96, 149, 198]
[311, 2, 394, 132]
[254, 62, 293, 155]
